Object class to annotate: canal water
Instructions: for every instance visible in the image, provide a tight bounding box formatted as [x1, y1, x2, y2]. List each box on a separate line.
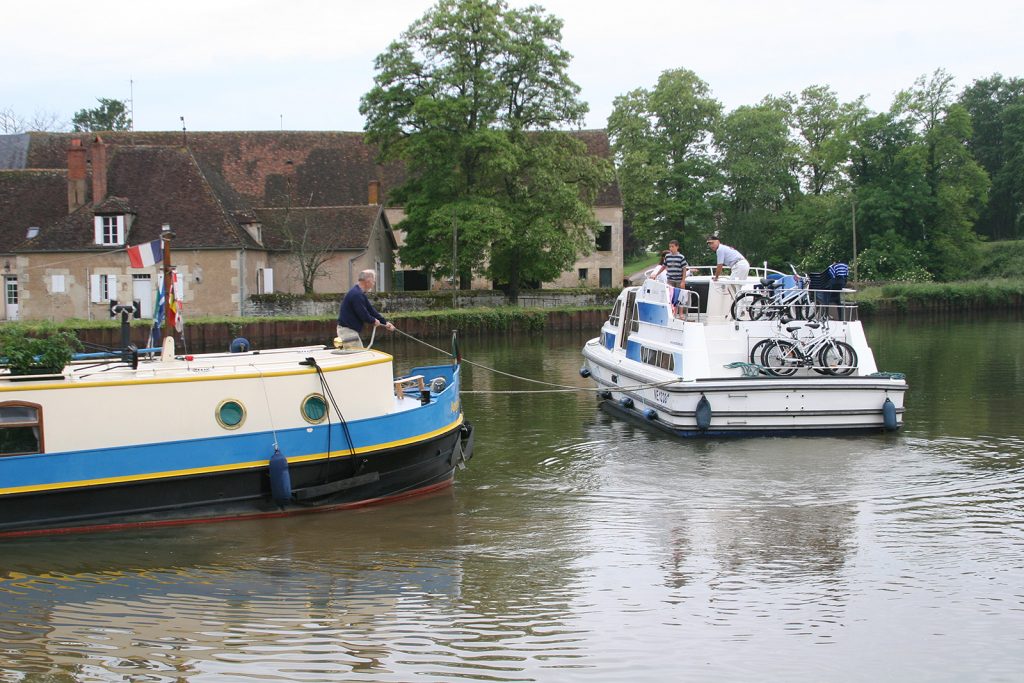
[1, 314, 1022, 682]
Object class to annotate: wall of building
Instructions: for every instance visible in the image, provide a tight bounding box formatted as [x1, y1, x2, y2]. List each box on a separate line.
[13, 249, 247, 322]
[546, 205, 624, 289]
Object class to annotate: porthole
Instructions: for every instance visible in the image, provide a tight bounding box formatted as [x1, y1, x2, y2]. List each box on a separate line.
[301, 393, 328, 424]
[216, 399, 246, 430]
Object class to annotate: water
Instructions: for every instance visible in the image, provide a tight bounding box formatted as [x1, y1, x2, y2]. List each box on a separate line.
[2, 315, 1023, 682]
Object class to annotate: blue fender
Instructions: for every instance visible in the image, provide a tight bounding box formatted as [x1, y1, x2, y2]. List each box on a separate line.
[269, 448, 293, 507]
[695, 394, 712, 431]
[882, 397, 898, 431]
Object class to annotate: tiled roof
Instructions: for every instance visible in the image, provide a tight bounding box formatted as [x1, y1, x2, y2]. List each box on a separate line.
[19, 129, 621, 207]
[0, 169, 70, 252]
[15, 145, 256, 252]
[255, 205, 395, 252]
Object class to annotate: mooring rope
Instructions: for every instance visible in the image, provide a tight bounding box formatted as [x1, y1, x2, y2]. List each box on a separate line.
[391, 327, 677, 395]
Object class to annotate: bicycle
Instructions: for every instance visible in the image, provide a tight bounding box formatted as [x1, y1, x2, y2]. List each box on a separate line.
[731, 266, 817, 321]
[749, 319, 857, 376]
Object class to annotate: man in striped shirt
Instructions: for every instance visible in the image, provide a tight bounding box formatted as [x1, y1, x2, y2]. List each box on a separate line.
[654, 240, 688, 288]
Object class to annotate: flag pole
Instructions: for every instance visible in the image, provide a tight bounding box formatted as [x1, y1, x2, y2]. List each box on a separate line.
[160, 224, 175, 342]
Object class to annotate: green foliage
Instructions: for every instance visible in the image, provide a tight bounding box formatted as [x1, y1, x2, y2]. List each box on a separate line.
[360, 0, 610, 301]
[608, 68, 722, 251]
[977, 239, 1024, 278]
[71, 98, 131, 132]
[960, 75, 1024, 240]
[0, 324, 81, 374]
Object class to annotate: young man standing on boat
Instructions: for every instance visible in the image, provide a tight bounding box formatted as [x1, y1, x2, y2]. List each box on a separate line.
[651, 240, 688, 288]
[337, 269, 394, 348]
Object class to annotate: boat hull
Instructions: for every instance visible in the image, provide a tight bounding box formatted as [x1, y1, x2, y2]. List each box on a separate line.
[0, 348, 474, 538]
[0, 423, 471, 537]
[583, 341, 906, 437]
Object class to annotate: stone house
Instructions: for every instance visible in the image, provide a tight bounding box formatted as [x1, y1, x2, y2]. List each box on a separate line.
[0, 130, 620, 322]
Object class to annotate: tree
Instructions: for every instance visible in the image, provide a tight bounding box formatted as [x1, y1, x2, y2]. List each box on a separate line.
[607, 68, 723, 254]
[715, 96, 801, 261]
[1, 107, 65, 133]
[959, 74, 1024, 239]
[792, 85, 868, 195]
[891, 69, 989, 279]
[360, 0, 610, 301]
[71, 98, 131, 132]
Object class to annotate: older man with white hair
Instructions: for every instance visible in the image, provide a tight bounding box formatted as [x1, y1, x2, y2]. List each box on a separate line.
[336, 269, 395, 348]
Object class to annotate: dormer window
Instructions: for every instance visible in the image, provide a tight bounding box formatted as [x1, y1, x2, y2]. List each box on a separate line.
[94, 215, 125, 246]
[26, 227, 40, 239]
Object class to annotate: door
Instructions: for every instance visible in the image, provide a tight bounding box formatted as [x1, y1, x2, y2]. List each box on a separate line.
[4, 276, 18, 321]
[133, 274, 153, 318]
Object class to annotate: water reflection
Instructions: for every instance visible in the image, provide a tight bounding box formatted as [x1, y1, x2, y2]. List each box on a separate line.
[2, 319, 1023, 681]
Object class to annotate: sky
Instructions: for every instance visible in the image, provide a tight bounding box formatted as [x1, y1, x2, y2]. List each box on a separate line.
[3, 0, 1019, 133]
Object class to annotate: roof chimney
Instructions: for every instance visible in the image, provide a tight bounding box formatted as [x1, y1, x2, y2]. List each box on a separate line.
[67, 139, 87, 213]
[368, 180, 381, 205]
[90, 135, 108, 206]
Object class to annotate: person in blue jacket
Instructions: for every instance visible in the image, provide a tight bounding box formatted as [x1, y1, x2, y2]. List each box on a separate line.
[336, 269, 394, 348]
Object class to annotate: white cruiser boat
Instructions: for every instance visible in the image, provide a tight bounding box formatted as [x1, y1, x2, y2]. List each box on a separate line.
[581, 267, 906, 436]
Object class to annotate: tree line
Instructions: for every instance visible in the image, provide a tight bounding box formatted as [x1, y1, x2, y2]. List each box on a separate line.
[610, 69, 1023, 281]
[1, 98, 131, 135]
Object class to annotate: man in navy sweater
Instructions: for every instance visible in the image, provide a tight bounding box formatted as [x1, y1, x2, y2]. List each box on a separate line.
[336, 269, 394, 348]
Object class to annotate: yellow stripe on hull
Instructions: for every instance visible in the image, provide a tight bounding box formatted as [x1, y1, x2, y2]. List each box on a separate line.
[0, 416, 464, 497]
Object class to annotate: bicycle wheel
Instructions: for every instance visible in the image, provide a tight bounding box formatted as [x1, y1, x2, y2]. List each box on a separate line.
[731, 292, 766, 321]
[760, 339, 801, 376]
[817, 340, 857, 376]
[788, 294, 817, 320]
[749, 339, 773, 365]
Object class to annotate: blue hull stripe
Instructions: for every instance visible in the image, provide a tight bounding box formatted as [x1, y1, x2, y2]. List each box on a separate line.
[1, 367, 464, 495]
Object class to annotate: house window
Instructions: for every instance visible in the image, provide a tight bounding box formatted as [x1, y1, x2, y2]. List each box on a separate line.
[94, 215, 125, 245]
[90, 273, 117, 303]
[0, 402, 43, 456]
[5, 278, 18, 305]
[257, 268, 274, 294]
[578, 268, 588, 282]
[595, 224, 612, 252]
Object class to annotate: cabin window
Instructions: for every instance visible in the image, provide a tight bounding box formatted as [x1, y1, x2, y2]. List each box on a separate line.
[640, 347, 675, 372]
[608, 299, 622, 327]
[216, 399, 246, 430]
[0, 402, 42, 455]
[301, 394, 328, 423]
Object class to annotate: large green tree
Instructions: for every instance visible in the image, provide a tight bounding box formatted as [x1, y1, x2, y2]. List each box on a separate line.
[607, 68, 722, 255]
[360, 0, 610, 300]
[71, 97, 131, 132]
[959, 74, 1024, 240]
[792, 85, 868, 195]
[715, 96, 800, 262]
[893, 70, 989, 279]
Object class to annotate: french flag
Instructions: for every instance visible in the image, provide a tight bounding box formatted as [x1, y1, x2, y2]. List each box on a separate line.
[127, 239, 163, 268]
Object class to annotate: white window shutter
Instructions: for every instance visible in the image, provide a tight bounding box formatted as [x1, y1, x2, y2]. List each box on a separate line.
[263, 268, 274, 293]
[116, 215, 125, 245]
[93, 217, 103, 245]
[90, 274, 102, 302]
[107, 274, 117, 301]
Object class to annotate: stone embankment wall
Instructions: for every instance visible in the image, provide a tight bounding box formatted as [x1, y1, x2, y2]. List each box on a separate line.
[73, 309, 612, 354]
[244, 290, 619, 317]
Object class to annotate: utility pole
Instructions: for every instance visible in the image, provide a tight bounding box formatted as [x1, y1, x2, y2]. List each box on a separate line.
[851, 195, 858, 282]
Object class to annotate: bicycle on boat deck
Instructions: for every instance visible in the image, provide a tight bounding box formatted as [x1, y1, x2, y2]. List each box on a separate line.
[749, 318, 858, 377]
[731, 267, 817, 321]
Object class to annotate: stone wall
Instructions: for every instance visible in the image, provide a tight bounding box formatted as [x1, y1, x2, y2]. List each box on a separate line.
[243, 289, 619, 317]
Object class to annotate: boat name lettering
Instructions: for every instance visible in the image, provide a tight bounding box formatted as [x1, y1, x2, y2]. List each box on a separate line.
[654, 389, 670, 404]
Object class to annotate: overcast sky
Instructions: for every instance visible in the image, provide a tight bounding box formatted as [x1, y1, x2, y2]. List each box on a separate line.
[3, 0, 1019, 133]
